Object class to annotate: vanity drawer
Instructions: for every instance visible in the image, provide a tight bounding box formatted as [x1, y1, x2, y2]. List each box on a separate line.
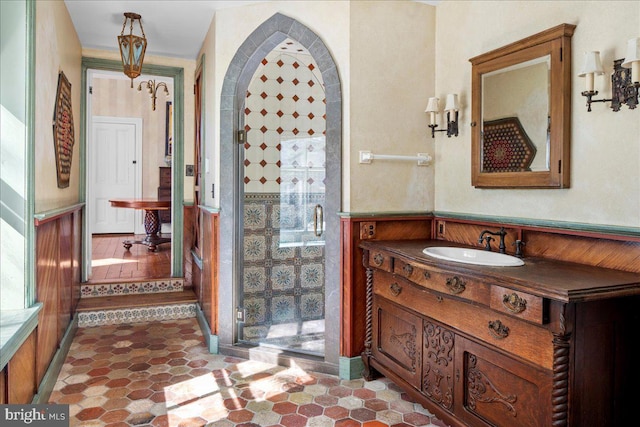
[373, 271, 553, 370]
[393, 258, 490, 306]
[490, 285, 545, 325]
[368, 250, 393, 272]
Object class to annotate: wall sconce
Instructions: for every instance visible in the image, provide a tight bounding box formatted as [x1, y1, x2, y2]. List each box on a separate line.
[579, 37, 640, 112]
[138, 80, 169, 111]
[425, 94, 459, 138]
[118, 12, 147, 88]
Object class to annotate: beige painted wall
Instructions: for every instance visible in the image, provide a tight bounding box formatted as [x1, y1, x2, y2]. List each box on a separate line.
[350, 1, 435, 212]
[91, 76, 173, 198]
[35, 0, 82, 212]
[435, 1, 640, 227]
[199, 0, 436, 213]
[83, 49, 197, 203]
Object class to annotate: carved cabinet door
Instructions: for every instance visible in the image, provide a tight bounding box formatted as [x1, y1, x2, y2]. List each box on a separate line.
[454, 336, 552, 427]
[422, 318, 455, 414]
[373, 297, 422, 389]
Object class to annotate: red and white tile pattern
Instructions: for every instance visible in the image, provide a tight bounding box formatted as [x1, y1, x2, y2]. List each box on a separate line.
[244, 39, 326, 193]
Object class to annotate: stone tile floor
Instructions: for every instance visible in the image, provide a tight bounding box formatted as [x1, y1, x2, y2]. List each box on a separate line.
[49, 318, 449, 427]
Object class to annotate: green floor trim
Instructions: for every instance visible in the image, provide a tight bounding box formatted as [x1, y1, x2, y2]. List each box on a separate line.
[196, 305, 219, 354]
[339, 356, 365, 380]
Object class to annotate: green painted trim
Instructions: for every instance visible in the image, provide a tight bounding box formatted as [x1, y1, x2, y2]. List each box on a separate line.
[183, 201, 195, 207]
[199, 205, 220, 214]
[0, 303, 42, 370]
[34, 203, 85, 221]
[32, 316, 78, 404]
[338, 356, 365, 380]
[80, 57, 185, 277]
[172, 67, 185, 277]
[338, 211, 433, 219]
[79, 59, 89, 281]
[195, 305, 218, 353]
[434, 211, 640, 238]
[25, 0, 36, 307]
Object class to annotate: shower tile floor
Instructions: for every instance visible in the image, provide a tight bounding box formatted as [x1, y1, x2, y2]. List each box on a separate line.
[49, 318, 449, 427]
[242, 319, 325, 356]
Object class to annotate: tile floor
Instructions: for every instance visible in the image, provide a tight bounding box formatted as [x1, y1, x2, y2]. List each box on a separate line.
[49, 318, 449, 427]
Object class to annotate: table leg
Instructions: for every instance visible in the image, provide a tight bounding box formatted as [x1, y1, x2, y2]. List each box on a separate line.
[122, 209, 171, 251]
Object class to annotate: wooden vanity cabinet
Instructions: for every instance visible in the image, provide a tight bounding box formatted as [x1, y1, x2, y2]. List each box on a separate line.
[361, 240, 640, 427]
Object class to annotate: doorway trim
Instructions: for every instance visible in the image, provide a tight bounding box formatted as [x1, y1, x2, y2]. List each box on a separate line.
[80, 57, 185, 281]
[218, 13, 342, 373]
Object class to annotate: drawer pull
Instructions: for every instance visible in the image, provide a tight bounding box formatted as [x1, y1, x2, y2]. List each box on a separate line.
[390, 282, 402, 297]
[503, 292, 527, 314]
[436, 296, 443, 303]
[402, 264, 414, 276]
[445, 276, 466, 294]
[423, 271, 431, 280]
[488, 320, 510, 339]
[373, 253, 384, 266]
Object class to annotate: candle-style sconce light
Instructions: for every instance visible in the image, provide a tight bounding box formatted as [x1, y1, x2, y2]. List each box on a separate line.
[138, 79, 169, 111]
[579, 37, 640, 112]
[425, 94, 459, 138]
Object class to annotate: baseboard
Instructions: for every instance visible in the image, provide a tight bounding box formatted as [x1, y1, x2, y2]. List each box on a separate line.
[339, 356, 365, 380]
[195, 306, 218, 353]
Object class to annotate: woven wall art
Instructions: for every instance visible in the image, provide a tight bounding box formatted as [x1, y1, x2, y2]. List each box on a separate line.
[482, 117, 536, 172]
[52, 71, 74, 188]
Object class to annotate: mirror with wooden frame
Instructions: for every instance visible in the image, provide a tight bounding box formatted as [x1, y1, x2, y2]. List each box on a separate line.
[469, 23, 575, 188]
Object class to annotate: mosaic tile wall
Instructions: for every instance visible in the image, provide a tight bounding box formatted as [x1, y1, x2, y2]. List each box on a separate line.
[240, 39, 327, 353]
[241, 193, 325, 351]
[243, 39, 326, 192]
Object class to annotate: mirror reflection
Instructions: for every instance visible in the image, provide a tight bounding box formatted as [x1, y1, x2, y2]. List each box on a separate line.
[481, 56, 550, 173]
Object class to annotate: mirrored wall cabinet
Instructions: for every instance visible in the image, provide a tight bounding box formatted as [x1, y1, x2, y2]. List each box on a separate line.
[469, 24, 575, 189]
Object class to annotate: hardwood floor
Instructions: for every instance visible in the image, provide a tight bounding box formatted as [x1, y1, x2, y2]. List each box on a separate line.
[90, 234, 171, 282]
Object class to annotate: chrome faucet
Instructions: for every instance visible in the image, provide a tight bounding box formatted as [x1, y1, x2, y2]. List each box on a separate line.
[478, 227, 507, 254]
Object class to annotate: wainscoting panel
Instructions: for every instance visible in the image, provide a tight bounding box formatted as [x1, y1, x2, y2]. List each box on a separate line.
[200, 209, 219, 335]
[433, 217, 640, 274]
[6, 332, 36, 404]
[36, 219, 59, 385]
[183, 205, 194, 289]
[34, 205, 83, 387]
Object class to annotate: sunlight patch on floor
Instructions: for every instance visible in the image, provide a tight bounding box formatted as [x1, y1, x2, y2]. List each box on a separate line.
[91, 257, 138, 267]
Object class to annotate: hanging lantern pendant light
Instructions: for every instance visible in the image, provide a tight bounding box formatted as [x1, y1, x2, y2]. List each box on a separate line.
[118, 12, 147, 88]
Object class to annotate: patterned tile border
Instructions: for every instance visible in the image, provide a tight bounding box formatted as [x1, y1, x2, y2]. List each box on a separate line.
[77, 303, 197, 327]
[80, 278, 184, 298]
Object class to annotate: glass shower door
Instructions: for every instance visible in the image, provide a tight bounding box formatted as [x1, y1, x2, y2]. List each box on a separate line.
[238, 39, 326, 356]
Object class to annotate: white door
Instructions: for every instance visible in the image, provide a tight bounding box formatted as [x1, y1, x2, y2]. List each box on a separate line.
[90, 117, 142, 234]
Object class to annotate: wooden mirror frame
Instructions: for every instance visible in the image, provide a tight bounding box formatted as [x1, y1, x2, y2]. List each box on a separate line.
[470, 23, 576, 188]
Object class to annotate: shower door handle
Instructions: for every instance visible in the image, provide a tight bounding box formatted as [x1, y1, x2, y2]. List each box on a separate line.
[314, 204, 324, 237]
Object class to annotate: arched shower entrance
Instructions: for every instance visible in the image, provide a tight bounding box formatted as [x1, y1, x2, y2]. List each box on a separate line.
[217, 13, 342, 374]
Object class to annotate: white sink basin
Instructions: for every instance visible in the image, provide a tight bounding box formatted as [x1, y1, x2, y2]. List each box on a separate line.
[423, 247, 524, 267]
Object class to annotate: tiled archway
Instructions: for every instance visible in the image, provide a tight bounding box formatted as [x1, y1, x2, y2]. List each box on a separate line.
[218, 13, 342, 373]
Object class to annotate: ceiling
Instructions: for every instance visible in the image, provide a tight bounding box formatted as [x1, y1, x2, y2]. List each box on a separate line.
[64, 0, 439, 61]
[64, 0, 270, 60]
